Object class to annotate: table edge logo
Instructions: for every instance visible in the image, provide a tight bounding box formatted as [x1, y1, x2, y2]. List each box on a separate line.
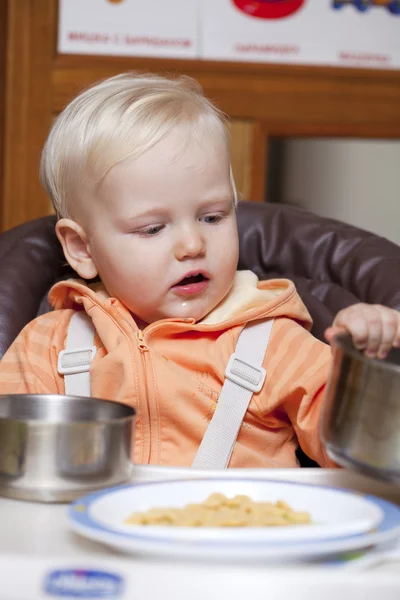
[232, 1, 305, 19]
[44, 569, 124, 598]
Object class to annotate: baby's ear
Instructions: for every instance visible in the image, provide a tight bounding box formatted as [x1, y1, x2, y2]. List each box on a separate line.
[56, 219, 98, 280]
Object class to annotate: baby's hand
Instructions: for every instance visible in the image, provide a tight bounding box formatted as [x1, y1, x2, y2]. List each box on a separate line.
[324, 304, 400, 359]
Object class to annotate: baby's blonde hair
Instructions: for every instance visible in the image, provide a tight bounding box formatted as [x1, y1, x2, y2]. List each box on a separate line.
[40, 72, 237, 218]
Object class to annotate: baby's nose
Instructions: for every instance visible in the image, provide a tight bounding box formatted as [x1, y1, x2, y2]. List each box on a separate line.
[175, 227, 206, 260]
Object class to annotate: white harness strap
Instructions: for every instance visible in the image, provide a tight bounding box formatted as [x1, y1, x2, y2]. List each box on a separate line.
[192, 319, 274, 470]
[57, 311, 97, 397]
[57, 313, 274, 468]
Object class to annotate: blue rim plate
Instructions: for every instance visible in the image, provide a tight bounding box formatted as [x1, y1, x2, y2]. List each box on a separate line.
[68, 478, 400, 562]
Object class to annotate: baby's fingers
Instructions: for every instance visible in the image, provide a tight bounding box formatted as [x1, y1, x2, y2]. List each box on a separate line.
[357, 306, 383, 357]
[333, 305, 400, 359]
[376, 309, 400, 359]
[332, 307, 370, 351]
[324, 326, 345, 345]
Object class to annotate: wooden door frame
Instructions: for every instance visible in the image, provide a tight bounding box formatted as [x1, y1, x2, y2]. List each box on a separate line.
[2, 0, 56, 231]
[0, 0, 8, 231]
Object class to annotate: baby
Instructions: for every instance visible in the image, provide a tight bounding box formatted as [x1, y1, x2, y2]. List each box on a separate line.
[0, 73, 399, 468]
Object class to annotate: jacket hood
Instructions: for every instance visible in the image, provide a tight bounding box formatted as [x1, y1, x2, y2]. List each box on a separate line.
[49, 270, 313, 331]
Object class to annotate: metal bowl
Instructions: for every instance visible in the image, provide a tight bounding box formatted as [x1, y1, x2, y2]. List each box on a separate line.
[320, 335, 400, 485]
[0, 394, 135, 502]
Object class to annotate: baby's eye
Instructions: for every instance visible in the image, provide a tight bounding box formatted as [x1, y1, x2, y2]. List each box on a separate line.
[137, 225, 164, 237]
[202, 214, 222, 224]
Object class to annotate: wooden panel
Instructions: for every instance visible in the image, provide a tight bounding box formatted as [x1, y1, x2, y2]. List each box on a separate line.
[251, 122, 268, 203]
[2, 0, 56, 231]
[2, 0, 400, 229]
[230, 120, 253, 201]
[230, 120, 267, 203]
[52, 55, 400, 128]
[0, 0, 8, 230]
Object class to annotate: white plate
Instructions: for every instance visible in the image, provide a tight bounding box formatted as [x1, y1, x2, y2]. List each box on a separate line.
[73, 479, 382, 543]
[68, 478, 400, 562]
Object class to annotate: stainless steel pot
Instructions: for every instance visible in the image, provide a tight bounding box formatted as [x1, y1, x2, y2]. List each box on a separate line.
[321, 334, 400, 485]
[0, 394, 135, 502]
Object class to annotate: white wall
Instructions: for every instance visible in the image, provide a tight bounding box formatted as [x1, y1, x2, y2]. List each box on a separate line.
[280, 139, 400, 246]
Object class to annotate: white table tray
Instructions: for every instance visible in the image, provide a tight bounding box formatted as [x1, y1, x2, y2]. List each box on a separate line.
[0, 467, 399, 600]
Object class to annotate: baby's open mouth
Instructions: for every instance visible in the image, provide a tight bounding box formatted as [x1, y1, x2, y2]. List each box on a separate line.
[172, 273, 210, 295]
[175, 274, 207, 287]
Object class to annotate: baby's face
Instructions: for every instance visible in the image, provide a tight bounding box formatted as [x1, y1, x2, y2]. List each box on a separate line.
[83, 129, 239, 324]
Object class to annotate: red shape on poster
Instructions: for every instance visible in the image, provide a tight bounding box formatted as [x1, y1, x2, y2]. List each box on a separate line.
[232, 0, 305, 19]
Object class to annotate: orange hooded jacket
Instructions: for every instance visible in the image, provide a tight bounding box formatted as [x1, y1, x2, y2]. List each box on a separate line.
[0, 271, 335, 468]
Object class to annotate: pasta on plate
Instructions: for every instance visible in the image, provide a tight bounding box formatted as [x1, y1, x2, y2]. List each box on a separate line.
[124, 493, 311, 527]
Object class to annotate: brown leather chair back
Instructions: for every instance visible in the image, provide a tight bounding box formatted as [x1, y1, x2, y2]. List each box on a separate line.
[1, 201, 400, 359]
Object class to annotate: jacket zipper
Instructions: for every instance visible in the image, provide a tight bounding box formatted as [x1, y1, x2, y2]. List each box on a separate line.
[136, 329, 152, 463]
[136, 329, 148, 352]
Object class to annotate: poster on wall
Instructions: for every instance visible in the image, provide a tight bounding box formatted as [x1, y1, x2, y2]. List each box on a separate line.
[58, 0, 199, 59]
[58, 0, 400, 69]
[201, 0, 400, 69]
